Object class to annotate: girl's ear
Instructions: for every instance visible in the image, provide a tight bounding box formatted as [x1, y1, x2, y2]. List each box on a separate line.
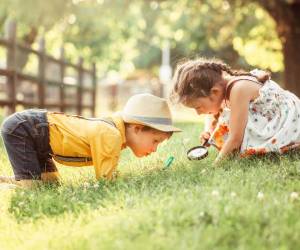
[210, 86, 221, 97]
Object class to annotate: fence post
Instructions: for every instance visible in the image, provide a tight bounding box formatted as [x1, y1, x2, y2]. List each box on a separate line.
[5, 20, 17, 114]
[91, 63, 97, 117]
[77, 57, 83, 115]
[38, 37, 46, 108]
[59, 46, 65, 112]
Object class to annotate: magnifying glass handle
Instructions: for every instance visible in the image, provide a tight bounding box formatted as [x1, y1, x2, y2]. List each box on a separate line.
[202, 138, 210, 147]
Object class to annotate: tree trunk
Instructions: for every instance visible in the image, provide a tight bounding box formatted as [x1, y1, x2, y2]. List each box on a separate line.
[257, 1, 300, 97]
[279, 6, 300, 97]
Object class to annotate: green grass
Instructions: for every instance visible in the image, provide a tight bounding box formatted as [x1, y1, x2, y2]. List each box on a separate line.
[0, 119, 299, 250]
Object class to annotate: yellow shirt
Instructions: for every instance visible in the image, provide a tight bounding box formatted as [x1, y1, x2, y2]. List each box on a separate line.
[47, 112, 126, 180]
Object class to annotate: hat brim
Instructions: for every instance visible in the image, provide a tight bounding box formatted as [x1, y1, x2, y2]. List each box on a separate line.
[121, 113, 182, 132]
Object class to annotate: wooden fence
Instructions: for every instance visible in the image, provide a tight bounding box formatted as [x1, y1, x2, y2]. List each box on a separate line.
[0, 21, 96, 116]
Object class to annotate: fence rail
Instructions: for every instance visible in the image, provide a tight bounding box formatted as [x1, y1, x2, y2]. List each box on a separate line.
[0, 21, 97, 116]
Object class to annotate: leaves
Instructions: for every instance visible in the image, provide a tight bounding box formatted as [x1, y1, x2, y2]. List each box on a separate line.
[0, 0, 284, 75]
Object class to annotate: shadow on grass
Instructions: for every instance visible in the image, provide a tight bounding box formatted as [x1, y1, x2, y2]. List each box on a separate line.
[220, 149, 300, 168]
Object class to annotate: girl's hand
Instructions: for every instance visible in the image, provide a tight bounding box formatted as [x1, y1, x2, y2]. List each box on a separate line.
[213, 155, 222, 167]
[199, 131, 211, 145]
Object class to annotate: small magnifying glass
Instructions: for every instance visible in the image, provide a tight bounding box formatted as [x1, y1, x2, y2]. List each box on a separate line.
[187, 139, 210, 160]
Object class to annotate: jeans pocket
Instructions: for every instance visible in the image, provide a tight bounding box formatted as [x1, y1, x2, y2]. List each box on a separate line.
[1, 114, 27, 138]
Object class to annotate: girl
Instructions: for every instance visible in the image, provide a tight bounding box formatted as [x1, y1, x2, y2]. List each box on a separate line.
[171, 57, 300, 163]
[0, 93, 181, 188]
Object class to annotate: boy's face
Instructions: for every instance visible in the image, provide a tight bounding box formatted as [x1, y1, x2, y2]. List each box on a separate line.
[128, 126, 170, 157]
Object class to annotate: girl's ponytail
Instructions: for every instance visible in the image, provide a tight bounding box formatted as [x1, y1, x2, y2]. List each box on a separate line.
[211, 108, 223, 130]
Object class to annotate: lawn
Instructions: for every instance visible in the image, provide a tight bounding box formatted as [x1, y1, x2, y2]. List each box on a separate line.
[0, 118, 299, 250]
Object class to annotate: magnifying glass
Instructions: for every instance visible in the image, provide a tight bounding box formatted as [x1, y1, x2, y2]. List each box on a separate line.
[187, 139, 210, 160]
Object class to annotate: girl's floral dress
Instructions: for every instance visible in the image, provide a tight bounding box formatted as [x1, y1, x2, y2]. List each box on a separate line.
[209, 75, 300, 156]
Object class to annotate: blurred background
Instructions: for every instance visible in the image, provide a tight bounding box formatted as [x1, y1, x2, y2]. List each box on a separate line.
[0, 0, 299, 120]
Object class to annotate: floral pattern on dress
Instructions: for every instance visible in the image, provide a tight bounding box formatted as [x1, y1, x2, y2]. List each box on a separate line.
[208, 79, 300, 156]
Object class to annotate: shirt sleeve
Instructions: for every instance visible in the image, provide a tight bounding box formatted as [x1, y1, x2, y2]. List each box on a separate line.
[93, 156, 120, 180]
[88, 126, 122, 180]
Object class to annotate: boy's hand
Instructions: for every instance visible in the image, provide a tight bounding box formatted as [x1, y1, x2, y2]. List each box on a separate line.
[111, 170, 121, 180]
[199, 131, 211, 145]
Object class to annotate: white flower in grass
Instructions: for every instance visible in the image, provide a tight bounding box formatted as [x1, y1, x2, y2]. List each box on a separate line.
[18, 201, 25, 206]
[93, 183, 99, 188]
[257, 191, 264, 200]
[230, 192, 237, 198]
[83, 182, 90, 188]
[211, 190, 219, 197]
[290, 192, 299, 201]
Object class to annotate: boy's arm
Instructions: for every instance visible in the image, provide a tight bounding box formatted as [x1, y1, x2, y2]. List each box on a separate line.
[93, 156, 120, 180]
[89, 130, 122, 180]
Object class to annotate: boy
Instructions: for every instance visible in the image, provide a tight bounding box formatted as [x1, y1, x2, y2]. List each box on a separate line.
[0, 94, 181, 188]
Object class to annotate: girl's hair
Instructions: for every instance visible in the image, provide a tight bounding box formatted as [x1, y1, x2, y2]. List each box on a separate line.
[171, 57, 270, 130]
[171, 57, 270, 104]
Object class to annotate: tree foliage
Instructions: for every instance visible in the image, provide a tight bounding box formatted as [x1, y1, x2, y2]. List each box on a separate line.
[0, 0, 283, 77]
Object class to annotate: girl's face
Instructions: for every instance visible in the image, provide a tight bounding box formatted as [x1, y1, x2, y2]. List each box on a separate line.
[127, 126, 170, 157]
[184, 87, 224, 115]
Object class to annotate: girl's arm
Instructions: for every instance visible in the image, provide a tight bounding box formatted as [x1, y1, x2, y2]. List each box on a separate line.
[215, 80, 259, 163]
[199, 115, 214, 144]
[204, 114, 214, 132]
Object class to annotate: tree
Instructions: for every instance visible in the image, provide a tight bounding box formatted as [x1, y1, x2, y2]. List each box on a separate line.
[0, 0, 72, 70]
[1, 0, 293, 90]
[234, 0, 300, 96]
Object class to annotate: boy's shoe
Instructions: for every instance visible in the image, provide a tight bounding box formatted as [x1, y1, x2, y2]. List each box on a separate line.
[0, 176, 18, 184]
[0, 183, 18, 190]
[17, 180, 42, 188]
[0, 177, 39, 189]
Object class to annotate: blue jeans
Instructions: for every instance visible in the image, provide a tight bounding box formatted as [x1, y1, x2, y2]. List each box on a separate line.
[1, 109, 56, 180]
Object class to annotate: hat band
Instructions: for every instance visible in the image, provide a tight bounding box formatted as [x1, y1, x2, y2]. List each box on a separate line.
[127, 115, 172, 125]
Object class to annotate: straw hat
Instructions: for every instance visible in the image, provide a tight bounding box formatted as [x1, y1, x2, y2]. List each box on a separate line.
[121, 93, 181, 132]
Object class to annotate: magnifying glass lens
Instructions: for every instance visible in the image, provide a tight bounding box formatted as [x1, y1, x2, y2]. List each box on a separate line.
[187, 146, 208, 160]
